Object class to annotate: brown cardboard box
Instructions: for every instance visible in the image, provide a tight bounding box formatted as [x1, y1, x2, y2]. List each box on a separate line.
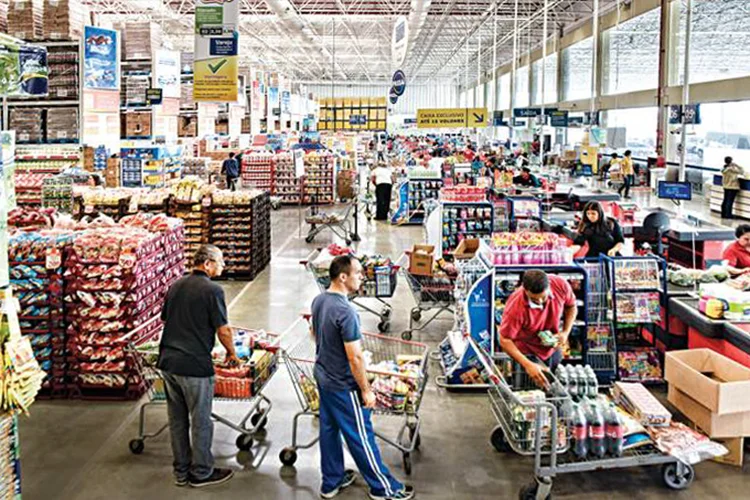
[711, 437, 744, 467]
[105, 157, 120, 187]
[122, 112, 152, 138]
[665, 349, 750, 415]
[668, 386, 750, 438]
[8, 0, 43, 40]
[409, 245, 434, 276]
[43, 0, 85, 40]
[178, 115, 197, 138]
[453, 239, 480, 260]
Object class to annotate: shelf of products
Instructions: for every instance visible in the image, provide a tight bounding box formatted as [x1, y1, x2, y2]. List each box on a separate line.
[42, 176, 74, 213]
[317, 96, 387, 132]
[14, 145, 81, 206]
[273, 152, 300, 204]
[441, 202, 493, 255]
[303, 152, 335, 205]
[408, 179, 442, 223]
[120, 145, 182, 188]
[241, 152, 274, 191]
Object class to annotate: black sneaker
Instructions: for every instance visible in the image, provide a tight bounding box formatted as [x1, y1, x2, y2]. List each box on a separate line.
[320, 469, 357, 498]
[189, 468, 234, 488]
[175, 477, 189, 487]
[369, 485, 415, 500]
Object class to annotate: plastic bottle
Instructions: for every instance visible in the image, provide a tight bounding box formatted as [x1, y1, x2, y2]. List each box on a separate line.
[567, 365, 578, 400]
[585, 366, 598, 398]
[606, 404, 624, 457]
[575, 366, 587, 401]
[556, 365, 569, 393]
[587, 402, 606, 458]
[234, 330, 249, 359]
[571, 403, 589, 459]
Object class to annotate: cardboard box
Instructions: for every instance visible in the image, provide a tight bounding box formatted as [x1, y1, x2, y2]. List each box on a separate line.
[453, 239, 480, 260]
[668, 386, 750, 438]
[409, 245, 434, 276]
[711, 437, 744, 467]
[665, 349, 750, 415]
[122, 112, 152, 138]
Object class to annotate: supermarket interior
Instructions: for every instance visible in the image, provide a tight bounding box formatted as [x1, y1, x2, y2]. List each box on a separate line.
[3, 0, 750, 499]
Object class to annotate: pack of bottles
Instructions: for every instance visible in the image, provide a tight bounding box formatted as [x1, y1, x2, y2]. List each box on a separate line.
[555, 364, 599, 402]
[571, 401, 624, 459]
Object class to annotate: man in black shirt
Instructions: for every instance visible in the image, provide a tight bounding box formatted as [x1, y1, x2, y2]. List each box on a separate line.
[221, 152, 240, 191]
[158, 244, 240, 488]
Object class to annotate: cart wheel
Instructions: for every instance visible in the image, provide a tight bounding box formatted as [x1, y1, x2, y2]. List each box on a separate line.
[236, 434, 254, 452]
[129, 439, 145, 455]
[381, 306, 392, 319]
[411, 310, 422, 322]
[305, 234, 315, 244]
[279, 447, 298, 466]
[662, 462, 694, 490]
[378, 320, 390, 333]
[401, 330, 413, 341]
[346, 239, 352, 246]
[518, 482, 551, 500]
[491, 426, 511, 453]
[402, 452, 412, 475]
[250, 412, 267, 431]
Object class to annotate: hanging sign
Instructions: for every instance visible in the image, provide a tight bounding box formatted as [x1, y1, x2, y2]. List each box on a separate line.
[584, 110, 600, 126]
[154, 49, 181, 98]
[492, 111, 507, 126]
[392, 70, 406, 97]
[513, 108, 541, 118]
[669, 104, 701, 125]
[83, 26, 118, 90]
[145, 88, 163, 105]
[389, 87, 399, 105]
[194, 0, 239, 102]
[391, 16, 409, 68]
[417, 108, 488, 129]
[281, 90, 291, 114]
[548, 110, 569, 128]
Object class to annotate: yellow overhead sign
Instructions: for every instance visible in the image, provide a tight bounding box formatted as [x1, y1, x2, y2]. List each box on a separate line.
[417, 108, 488, 129]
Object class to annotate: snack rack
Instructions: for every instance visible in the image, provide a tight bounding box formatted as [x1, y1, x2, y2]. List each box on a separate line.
[578, 258, 617, 385]
[483, 348, 695, 499]
[279, 316, 428, 475]
[440, 201, 494, 256]
[603, 255, 668, 384]
[240, 152, 274, 191]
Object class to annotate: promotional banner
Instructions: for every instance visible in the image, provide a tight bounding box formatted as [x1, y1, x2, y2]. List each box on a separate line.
[417, 108, 487, 129]
[269, 87, 279, 111]
[83, 26, 118, 90]
[252, 80, 261, 111]
[281, 90, 291, 114]
[154, 49, 181, 98]
[391, 16, 409, 68]
[194, 0, 239, 102]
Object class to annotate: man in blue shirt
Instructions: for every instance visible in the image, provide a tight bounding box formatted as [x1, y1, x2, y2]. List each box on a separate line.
[221, 152, 240, 191]
[311, 255, 414, 500]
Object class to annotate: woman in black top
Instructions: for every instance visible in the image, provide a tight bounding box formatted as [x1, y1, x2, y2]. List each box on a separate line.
[568, 201, 625, 258]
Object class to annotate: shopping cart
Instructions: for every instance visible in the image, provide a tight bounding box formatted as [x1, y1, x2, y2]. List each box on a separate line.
[305, 202, 355, 245]
[400, 267, 457, 340]
[302, 249, 398, 333]
[124, 317, 280, 454]
[278, 317, 429, 475]
[485, 350, 695, 499]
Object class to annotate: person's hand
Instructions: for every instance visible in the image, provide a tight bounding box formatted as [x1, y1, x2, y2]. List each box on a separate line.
[607, 248, 618, 257]
[362, 390, 377, 409]
[524, 362, 551, 389]
[558, 330, 570, 349]
[225, 353, 241, 367]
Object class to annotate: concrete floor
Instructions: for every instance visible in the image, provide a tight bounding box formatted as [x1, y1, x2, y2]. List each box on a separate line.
[19, 188, 750, 500]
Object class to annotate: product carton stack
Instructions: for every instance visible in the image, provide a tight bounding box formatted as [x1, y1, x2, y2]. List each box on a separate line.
[43, 0, 86, 40]
[46, 107, 79, 142]
[0, 0, 8, 34]
[665, 349, 750, 467]
[123, 22, 162, 61]
[105, 157, 120, 187]
[7, 0, 43, 41]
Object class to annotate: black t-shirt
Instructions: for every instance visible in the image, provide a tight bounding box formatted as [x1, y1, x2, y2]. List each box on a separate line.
[572, 218, 625, 258]
[158, 271, 228, 377]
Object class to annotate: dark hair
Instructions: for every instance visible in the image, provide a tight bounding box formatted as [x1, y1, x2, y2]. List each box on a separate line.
[330, 255, 355, 281]
[522, 167, 531, 174]
[611, 153, 619, 159]
[725, 156, 733, 165]
[736, 225, 750, 238]
[624, 150, 632, 157]
[229, 152, 235, 158]
[522, 270, 549, 294]
[578, 201, 610, 235]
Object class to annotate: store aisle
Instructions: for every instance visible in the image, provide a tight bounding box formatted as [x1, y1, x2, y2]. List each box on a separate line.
[20, 205, 750, 500]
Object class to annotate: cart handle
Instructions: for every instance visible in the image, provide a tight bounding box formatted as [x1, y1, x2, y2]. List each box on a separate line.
[120, 315, 162, 343]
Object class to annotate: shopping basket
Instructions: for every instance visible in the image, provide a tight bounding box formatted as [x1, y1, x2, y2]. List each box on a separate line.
[278, 315, 429, 475]
[400, 263, 457, 340]
[483, 348, 695, 499]
[124, 317, 280, 454]
[302, 248, 398, 333]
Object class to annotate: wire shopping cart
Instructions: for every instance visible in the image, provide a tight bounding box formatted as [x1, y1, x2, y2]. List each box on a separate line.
[485, 350, 695, 499]
[124, 317, 280, 454]
[302, 249, 398, 333]
[400, 267, 457, 340]
[279, 317, 429, 475]
[305, 202, 356, 245]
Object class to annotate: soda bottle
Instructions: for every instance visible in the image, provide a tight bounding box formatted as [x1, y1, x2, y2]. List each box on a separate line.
[585, 366, 598, 398]
[576, 366, 587, 401]
[567, 366, 579, 400]
[587, 402, 606, 458]
[556, 364, 569, 391]
[571, 403, 588, 459]
[606, 404, 624, 457]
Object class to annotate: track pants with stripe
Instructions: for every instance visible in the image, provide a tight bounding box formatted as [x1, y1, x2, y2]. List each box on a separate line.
[319, 387, 404, 496]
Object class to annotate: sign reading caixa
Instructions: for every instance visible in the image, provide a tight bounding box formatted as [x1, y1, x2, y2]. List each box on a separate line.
[416, 108, 487, 129]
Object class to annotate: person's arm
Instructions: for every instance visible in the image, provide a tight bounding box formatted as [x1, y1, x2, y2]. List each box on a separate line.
[344, 340, 375, 408]
[210, 288, 239, 365]
[217, 325, 239, 365]
[499, 302, 549, 388]
[608, 220, 625, 256]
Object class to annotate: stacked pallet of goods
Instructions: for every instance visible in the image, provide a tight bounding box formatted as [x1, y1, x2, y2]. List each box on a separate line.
[169, 178, 210, 263]
[303, 152, 335, 204]
[241, 152, 274, 191]
[273, 152, 299, 204]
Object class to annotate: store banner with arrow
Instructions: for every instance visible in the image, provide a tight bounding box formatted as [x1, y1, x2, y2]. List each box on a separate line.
[417, 108, 488, 129]
[194, 0, 239, 102]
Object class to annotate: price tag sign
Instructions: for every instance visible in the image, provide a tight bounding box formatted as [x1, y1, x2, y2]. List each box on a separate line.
[45, 248, 62, 270]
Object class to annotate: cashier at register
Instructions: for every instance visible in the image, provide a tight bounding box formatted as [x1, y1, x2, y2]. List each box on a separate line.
[513, 167, 540, 188]
[499, 270, 578, 388]
[722, 224, 750, 275]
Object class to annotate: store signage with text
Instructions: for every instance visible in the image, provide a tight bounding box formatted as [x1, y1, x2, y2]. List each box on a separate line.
[146, 88, 163, 105]
[194, 0, 239, 102]
[391, 16, 409, 68]
[417, 108, 488, 129]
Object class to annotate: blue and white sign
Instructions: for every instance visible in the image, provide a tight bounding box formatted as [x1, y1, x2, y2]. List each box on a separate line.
[391, 16, 409, 67]
[389, 87, 399, 105]
[83, 26, 119, 90]
[392, 70, 406, 97]
[513, 108, 541, 118]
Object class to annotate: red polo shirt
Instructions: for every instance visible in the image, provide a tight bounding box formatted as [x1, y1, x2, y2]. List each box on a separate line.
[499, 275, 576, 361]
[723, 242, 750, 269]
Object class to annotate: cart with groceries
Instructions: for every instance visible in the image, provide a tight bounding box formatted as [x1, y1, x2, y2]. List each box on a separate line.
[305, 202, 356, 245]
[302, 245, 398, 333]
[400, 252, 458, 340]
[279, 315, 429, 475]
[481, 347, 726, 499]
[125, 317, 280, 454]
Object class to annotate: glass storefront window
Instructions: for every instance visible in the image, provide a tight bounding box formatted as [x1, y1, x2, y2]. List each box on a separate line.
[514, 65, 530, 108]
[673, 0, 750, 85]
[562, 37, 593, 101]
[498, 73, 511, 110]
[603, 7, 660, 94]
[531, 54, 558, 104]
[603, 107, 658, 158]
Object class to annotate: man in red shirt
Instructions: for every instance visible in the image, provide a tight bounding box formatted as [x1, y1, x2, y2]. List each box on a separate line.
[499, 270, 578, 388]
[723, 225, 750, 275]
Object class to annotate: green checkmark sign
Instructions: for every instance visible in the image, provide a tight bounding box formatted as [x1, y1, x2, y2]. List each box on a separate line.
[208, 59, 227, 74]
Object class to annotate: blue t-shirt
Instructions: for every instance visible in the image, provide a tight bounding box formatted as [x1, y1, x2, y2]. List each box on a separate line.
[312, 292, 362, 392]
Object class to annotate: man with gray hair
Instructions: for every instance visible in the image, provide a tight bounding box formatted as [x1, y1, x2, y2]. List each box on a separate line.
[158, 244, 240, 488]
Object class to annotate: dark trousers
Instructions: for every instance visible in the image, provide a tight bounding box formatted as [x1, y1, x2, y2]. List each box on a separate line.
[375, 183, 392, 221]
[722, 189, 739, 219]
[618, 174, 633, 198]
[227, 177, 238, 191]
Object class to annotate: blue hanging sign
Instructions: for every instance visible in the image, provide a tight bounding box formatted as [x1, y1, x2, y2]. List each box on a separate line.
[392, 70, 406, 96]
[549, 110, 569, 127]
[513, 108, 541, 118]
[389, 87, 399, 105]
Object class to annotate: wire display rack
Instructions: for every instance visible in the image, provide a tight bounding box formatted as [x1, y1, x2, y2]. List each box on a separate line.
[577, 258, 617, 385]
[279, 316, 429, 475]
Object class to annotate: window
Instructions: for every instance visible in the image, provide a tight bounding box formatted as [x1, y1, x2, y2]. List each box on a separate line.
[673, 0, 750, 85]
[603, 7, 661, 94]
[514, 65, 530, 108]
[497, 73, 511, 110]
[604, 107, 658, 157]
[562, 37, 593, 101]
[531, 54, 558, 105]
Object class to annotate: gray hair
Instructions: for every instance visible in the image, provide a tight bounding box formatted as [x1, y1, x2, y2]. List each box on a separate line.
[192, 244, 223, 268]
